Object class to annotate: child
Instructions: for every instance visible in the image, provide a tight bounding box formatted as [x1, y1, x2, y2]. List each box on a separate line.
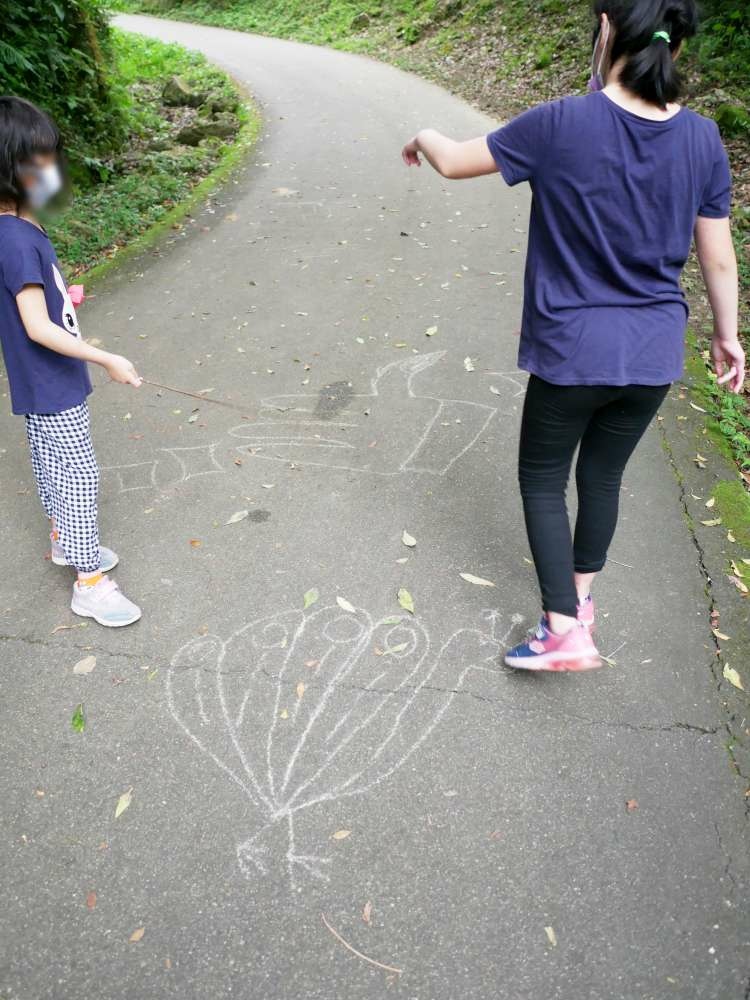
[401, 0, 743, 671]
[0, 96, 142, 627]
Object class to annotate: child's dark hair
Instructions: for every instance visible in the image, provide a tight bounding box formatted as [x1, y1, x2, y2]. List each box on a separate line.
[593, 0, 699, 109]
[0, 96, 62, 212]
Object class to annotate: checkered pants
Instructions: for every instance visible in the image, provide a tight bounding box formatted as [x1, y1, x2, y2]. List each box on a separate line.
[26, 403, 100, 573]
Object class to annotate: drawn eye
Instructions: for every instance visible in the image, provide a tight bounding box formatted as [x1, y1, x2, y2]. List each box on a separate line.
[65, 313, 75, 328]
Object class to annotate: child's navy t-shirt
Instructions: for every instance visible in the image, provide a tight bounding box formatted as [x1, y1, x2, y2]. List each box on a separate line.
[486, 90, 732, 386]
[0, 215, 92, 414]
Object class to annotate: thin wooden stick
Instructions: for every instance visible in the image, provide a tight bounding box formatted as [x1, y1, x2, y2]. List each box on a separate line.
[321, 913, 403, 976]
[141, 378, 255, 416]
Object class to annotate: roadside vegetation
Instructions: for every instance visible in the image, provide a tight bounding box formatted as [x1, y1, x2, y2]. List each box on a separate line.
[115, 0, 749, 475]
[2, 2, 256, 276]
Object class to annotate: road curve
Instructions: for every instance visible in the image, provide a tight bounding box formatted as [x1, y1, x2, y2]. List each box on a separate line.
[0, 14, 746, 1000]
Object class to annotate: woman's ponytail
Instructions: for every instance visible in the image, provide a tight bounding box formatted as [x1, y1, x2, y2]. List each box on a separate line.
[593, 0, 699, 109]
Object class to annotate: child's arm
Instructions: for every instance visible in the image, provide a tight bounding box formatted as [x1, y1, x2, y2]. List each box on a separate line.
[401, 131, 498, 180]
[16, 285, 142, 386]
[694, 216, 745, 394]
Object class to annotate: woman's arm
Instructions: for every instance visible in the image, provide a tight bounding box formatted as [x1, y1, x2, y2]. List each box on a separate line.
[694, 216, 744, 394]
[402, 130, 498, 180]
[16, 285, 142, 386]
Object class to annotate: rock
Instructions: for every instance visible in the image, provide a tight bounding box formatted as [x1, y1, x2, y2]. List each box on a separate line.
[715, 103, 750, 138]
[206, 93, 239, 115]
[162, 75, 205, 109]
[350, 11, 371, 30]
[176, 113, 240, 146]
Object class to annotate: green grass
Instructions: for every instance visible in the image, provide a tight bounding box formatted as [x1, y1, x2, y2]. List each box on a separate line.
[47, 29, 259, 276]
[713, 479, 750, 549]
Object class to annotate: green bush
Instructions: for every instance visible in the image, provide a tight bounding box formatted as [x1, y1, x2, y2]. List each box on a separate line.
[0, 0, 126, 172]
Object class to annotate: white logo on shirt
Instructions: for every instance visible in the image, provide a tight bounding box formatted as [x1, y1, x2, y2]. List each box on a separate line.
[51, 264, 81, 338]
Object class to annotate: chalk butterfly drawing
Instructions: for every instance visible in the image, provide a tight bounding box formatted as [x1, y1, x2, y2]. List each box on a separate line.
[168, 602, 520, 888]
[229, 351, 501, 477]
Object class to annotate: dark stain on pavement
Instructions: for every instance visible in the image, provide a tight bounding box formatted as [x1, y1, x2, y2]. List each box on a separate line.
[314, 381, 352, 419]
[247, 510, 271, 523]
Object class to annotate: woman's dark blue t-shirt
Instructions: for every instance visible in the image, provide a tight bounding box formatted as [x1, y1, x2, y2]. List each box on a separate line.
[486, 90, 732, 386]
[0, 215, 92, 414]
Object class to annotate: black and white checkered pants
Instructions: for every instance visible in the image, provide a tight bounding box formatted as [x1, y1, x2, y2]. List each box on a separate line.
[26, 402, 100, 573]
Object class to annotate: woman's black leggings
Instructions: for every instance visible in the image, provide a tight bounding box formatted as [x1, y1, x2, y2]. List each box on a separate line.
[518, 375, 670, 619]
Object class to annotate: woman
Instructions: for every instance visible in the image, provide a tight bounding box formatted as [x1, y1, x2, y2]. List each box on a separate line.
[401, 0, 743, 671]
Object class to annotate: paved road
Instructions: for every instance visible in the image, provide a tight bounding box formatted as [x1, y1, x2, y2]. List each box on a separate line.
[1, 14, 747, 1000]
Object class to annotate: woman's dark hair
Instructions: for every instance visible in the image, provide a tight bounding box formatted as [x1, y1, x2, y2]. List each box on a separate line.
[593, 0, 699, 109]
[0, 96, 62, 212]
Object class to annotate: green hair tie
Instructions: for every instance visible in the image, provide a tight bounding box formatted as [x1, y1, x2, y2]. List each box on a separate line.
[652, 30, 671, 44]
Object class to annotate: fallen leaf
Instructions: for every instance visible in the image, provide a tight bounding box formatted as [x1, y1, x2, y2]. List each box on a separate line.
[384, 642, 409, 655]
[397, 588, 415, 615]
[336, 596, 356, 613]
[189, 539, 202, 548]
[303, 588, 319, 610]
[713, 629, 731, 641]
[296, 681, 305, 700]
[86, 891, 97, 911]
[51, 622, 87, 635]
[544, 926, 557, 947]
[728, 575, 749, 594]
[689, 401, 706, 413]
[71, 704, 85, 733]
[705, 497, 716, 508]
[226, 510, 249, 525]
[489, 385, 502, 396]
[115, 787, 133, 819]
[723, 664, 744, 691]
[381, 616, 401, 625]
[463, 356, 475, 372]
[363, 900, 373, 924]
[280, 708, 289, 719]
[73, 655, 96, 675]
[401, 530, 416, 548]
[731, 560, 745, 578]
[459, 572, 496, 588]
[332, 829, 351, 840]
[424, 325, 438, 337]
[187, 410, 199, 424]
[700, 518, 722, 527]
[129, 927, 145, 943]
[625, 798, 639, 812]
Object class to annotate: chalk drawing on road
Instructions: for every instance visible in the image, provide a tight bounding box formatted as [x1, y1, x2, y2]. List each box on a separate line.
[482, 370, 528, 399]
[229, 352, 502, 477]
[100, 443, 226, 494]
[167, 603, 522, 889]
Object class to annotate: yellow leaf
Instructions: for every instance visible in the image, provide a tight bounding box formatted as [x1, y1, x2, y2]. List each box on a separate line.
[397, 588, 415, 615]
[280, 708, 289, 720]
[459, 572, 496, 588]
[129, 926, 145, 943]
[545, 926, 557, 947]
[731, 561, 745, 578]
[712, 629, 731, 642]
[723, 664, 744, 691]
[401, 530, 417, 548]
[705, 497, 716, 508]
[336, 596, 356, 613]
[115, 787, 133, 819]
[332, 829, 351, 840]
[700, 518, 722, 527]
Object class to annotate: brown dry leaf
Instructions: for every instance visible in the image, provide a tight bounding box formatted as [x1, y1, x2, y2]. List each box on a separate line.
[189, 539, 202, 548]
[625, 799, 639, 812]
[332, 829, 351, 841]
[129, 926, 145, 943]
[304, 659, 320, 669]
[296, 682, 305, 700]
[713, 629, 731, 641]
[363, 900, 373, 925]
[86, 891, 97, 911]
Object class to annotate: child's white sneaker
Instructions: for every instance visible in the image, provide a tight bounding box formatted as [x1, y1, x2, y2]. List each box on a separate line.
[71, 576, 141, 627]
[51, 534, 119, 573]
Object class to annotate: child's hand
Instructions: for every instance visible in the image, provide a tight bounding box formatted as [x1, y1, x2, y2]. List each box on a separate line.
[104, 353, 142, 387]
[401, 137, 421, 166]
[711, 334, 745, 394]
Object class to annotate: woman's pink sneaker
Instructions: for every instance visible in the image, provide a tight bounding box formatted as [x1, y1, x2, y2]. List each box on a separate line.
[504, 618, 601, 672]
[577, 595, 596, 630]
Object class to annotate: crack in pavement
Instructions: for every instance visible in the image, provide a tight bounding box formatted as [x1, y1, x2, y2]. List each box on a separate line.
[0, 632, 143, 662]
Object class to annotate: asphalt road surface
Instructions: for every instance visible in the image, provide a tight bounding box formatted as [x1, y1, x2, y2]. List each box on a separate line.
[0, 14, 747, 1000]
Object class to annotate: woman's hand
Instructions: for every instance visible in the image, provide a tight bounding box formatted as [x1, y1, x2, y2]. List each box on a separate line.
[401, 137, 421, 167]
[103, 353, 142, 387]
[711, 333, 745, 394]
